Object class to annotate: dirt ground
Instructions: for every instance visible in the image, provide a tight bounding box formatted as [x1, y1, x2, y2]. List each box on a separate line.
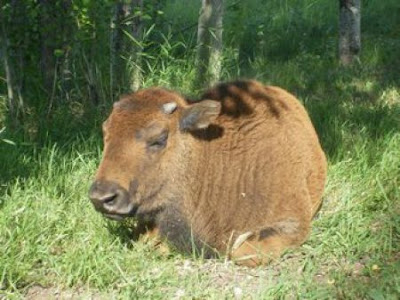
[24, 286, 115, 300]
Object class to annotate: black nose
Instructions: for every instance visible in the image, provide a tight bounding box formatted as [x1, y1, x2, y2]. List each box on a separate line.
[89, 180, 134, 216]
[90, 189, 118, 206]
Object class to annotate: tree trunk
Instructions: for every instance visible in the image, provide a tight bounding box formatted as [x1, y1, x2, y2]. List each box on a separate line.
[39, 0, 57, 93]
[1, 1, 24, 126]
[127, 0, 144, 92]
[339, 0, 361, 66]
[111, 0, 143, 92]
[1, 23, 15, 121]
[110, 2, 125, 92]
[59, 0, 73, 101]
[195, 0, 224, 89]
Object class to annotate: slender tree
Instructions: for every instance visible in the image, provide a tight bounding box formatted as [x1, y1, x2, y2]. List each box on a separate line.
[38, 0, 74, 112]
[39, 0, 57, 93]
[1, 0, 24, 126]
[1, 18, 16, 122]
[127, 0, 144, 92]
[195, 0, 224, 89]
[339, 0, 361, 65]
[110, 1, 125, 91]
[111, 0, 143, 93]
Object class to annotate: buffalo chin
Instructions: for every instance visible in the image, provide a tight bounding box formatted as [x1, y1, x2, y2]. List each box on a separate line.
[102, 206, 138, 221]
[102, 213, 127, 221]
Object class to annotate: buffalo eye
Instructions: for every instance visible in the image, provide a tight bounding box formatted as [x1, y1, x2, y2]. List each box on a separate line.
[147, 132, 168, 151]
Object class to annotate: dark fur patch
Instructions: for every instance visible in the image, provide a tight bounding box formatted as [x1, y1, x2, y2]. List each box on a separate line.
[201, 80, 289, 119]
[202, 81, 253, 118]
[258, 227, 278, 241]
[157, 204, 218, 258]
[190, 125, 224, 141]
[129, 179, 139, 195]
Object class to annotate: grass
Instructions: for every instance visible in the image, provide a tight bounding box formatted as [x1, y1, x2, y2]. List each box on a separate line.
[1, 120, 399, 298]
[1, 0, 400, 298]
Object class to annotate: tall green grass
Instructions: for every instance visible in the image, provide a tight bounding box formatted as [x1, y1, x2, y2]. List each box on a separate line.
[1, 0, 400, 298]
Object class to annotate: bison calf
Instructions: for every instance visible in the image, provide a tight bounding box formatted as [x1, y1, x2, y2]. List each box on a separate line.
[89, 80, 327, 267]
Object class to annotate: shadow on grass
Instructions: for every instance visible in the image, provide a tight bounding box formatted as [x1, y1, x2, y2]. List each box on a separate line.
[335, 259, 400, 298]
[104, 218, 158, 248]
[307, 97, 400, 161]
[0, 106, 106, 188]
[105, 221, 142, 248]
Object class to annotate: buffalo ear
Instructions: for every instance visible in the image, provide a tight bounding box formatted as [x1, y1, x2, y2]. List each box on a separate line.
[179, 100, 221, 131]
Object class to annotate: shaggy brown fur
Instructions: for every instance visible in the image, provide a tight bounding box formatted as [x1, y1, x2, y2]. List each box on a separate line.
[89, 80, 327, 267]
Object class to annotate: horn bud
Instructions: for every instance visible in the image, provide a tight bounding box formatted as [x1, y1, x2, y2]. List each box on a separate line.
[162, 102, 178, 114]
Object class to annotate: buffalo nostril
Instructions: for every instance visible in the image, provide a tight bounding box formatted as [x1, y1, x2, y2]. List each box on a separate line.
[89, 188, 119, 207]
[89, 181, 131, 214]
[99, 193, 118, 205]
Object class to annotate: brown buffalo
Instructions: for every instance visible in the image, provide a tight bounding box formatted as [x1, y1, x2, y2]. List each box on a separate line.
[89, 80, 327, 266]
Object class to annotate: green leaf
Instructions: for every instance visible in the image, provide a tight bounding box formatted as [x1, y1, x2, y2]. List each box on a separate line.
[54, 49, 64, 57]
[1, 139, 16, 146]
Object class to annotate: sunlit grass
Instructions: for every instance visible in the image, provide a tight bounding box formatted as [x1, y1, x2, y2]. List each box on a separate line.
[1, 0, 400, 298]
